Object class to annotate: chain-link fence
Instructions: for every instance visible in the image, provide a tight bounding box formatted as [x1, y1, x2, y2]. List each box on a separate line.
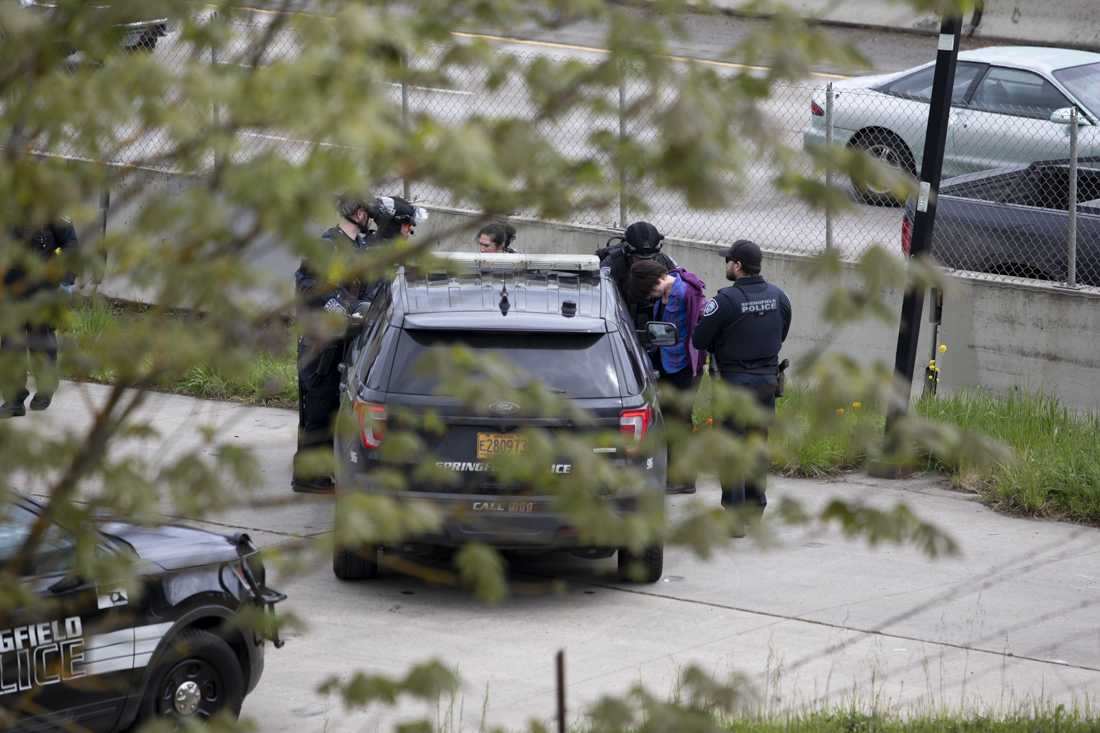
[43, 7, 1099, 291]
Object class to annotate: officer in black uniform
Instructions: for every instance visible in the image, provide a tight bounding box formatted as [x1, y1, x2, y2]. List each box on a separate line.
[596, 221, 677, 334]
[292, 196, 372, 493]
[359, 194, 427, 301]
[691, 240, 791, 528]
[1, 219, 79, 418]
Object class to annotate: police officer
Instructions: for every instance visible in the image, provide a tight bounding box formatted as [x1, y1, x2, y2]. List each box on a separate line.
[291, 195, 372, 493]
[365, 195, 428, 245]
[691, 240, 791, 529]
[359, 195, 428, 302]
[1, 218, 79, 418]
[596, 221, 676, 333]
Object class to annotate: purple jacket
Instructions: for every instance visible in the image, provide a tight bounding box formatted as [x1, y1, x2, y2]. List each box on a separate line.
[670, 267, 707, 377]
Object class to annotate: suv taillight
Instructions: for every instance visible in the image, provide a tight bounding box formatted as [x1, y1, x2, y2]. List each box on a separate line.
[901, 214, 913, 255]
[619, 406, 652, 442]
[353, 400, 387, 449]
[811, 100, 825, 117]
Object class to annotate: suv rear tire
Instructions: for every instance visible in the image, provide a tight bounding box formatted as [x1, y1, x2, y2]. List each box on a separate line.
[617, 544, 663, 584]
[333, 545, 379, 580]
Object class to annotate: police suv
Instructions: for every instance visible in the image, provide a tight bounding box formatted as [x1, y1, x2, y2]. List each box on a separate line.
[0, 496, 284, 731]
[333, 252, 676, 584]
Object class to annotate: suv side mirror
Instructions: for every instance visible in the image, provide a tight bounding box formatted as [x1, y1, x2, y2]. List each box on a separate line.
[346, 301, 372, 333]
[645, 321, 678, 347]
[1051, 107, 1087, 126]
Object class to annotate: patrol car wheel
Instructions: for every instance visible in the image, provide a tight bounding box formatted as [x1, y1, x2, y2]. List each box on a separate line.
[617, 544, 663, 584]
[140, 629, 245, 724]
[333, 545, 380, 580]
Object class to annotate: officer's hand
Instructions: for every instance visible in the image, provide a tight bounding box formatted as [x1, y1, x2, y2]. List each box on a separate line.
[323, 297, 348, 316]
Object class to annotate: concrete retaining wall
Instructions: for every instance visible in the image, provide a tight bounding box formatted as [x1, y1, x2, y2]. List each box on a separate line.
[979, 0, 1100, 49]
[708, 0, 1100, 49]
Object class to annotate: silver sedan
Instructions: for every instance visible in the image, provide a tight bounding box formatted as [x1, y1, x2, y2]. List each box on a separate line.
[803, 46, 1100, 205]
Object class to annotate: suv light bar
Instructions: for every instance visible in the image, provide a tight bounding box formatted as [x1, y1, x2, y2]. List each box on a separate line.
[433, 252, 601, 273]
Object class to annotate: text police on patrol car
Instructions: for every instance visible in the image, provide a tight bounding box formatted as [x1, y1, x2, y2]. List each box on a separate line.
[1, 496, 285, 731]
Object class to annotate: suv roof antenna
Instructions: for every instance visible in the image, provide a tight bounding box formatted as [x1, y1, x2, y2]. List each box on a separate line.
[499, 283, 510, 316]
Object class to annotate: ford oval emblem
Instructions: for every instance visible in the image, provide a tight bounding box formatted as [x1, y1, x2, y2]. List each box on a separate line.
[489, 400, 520, 416]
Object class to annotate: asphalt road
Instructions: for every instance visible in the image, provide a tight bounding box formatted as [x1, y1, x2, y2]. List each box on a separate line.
[18, 382, 1100, 731]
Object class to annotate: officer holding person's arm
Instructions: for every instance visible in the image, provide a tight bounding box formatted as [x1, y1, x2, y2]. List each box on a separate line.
[292, 194, 427, 494]
[292, 195, 373, 493]
[692, 240, 791, 531]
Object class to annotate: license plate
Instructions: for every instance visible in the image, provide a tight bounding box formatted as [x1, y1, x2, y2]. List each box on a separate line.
[476, 432, 528, 459]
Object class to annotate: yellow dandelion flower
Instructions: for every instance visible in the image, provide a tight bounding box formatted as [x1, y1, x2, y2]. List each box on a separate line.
[938, 343, 948, 354]
[835, 408, 845, 417]
[851, 401, 862, 411]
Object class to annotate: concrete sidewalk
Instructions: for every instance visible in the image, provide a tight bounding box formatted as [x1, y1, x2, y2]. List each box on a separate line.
[15, 382, 1100, 731]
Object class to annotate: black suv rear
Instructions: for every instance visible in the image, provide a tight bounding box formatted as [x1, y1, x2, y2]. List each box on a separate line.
[333, 253, 670, 583]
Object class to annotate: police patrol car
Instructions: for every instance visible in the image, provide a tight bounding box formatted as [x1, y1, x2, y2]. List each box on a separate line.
[0, 495, 284, 731]
[333, 252, 676, 583]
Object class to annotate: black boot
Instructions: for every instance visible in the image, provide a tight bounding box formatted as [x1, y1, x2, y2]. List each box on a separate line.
[0, 400, 26, 419]
[29, 393, 53, 411]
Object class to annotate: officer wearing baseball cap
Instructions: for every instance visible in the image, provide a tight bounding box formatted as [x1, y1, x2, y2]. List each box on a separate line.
[692, 240, 791, 532]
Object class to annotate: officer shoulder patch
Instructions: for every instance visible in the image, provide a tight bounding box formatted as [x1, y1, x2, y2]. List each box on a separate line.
[702, 298, 718, 317]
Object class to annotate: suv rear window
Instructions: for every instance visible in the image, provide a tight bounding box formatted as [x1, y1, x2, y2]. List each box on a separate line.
[388, 330, 621, 398]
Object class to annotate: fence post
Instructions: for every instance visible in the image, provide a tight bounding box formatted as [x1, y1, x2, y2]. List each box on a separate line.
[617, 62, 628, 229]
[211, 41, 220, 171]
[1067, 106, 1079, 288]
[401, 60, 411, 201]
[824, 82, 835, 252]
[555, 649, 566, 733]
[95, 184, 110, 289]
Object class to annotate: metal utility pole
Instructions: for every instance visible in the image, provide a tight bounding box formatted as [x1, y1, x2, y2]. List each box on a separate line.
[887, 14, 963, 431]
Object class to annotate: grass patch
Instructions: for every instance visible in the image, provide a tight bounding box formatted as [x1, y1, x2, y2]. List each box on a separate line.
[60, 297, 298, 408]
[772, 387, 884, 478]
[722, 710, 1098, 733]
[693, 372, 1100, 524]
[917, 389, 1100, 523]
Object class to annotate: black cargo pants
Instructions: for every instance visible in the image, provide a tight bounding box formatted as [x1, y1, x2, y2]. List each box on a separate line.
[1, 322, 59, 405]
[293, 336, 344, 482]
[718, 372, 777, 514]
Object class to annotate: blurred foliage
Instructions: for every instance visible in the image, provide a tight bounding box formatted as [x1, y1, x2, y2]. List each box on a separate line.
[0, 0, 1001, 730]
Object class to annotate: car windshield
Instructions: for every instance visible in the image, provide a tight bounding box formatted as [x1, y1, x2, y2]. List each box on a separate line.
[1053, 62, 1100, 118]
[389, 330, 621, 398]
[0, 504, 38, 563]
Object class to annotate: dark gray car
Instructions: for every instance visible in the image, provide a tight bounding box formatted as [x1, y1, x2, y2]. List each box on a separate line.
[903, 158, 1100, 287]
[332, 254, 673, 583]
